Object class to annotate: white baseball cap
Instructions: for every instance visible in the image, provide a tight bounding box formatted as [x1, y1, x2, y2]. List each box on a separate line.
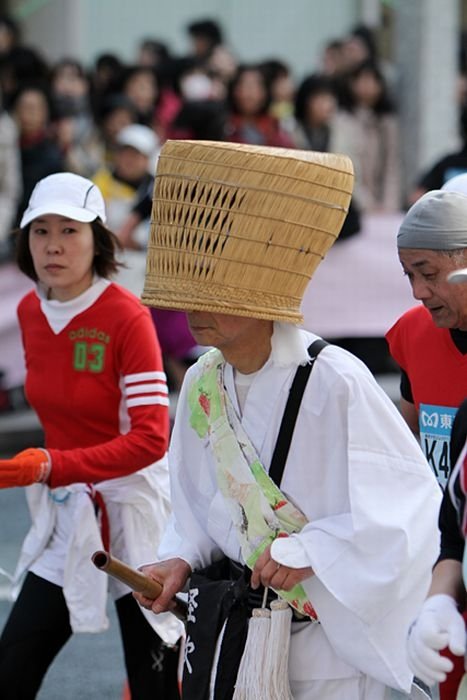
[20, 172, 106, 227]
[116, 124, 159, 157]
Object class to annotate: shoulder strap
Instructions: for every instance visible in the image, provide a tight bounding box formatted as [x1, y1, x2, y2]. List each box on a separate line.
[268, 338, 328, 487]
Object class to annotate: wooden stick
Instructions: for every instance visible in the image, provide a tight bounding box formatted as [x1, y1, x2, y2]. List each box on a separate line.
[91, 550, 187, 621]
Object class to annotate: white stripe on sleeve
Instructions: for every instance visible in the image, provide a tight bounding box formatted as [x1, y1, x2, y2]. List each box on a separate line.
[127, 395, 170, 408]
[125, 382, 168, 397]
[124, 371, 166, 384]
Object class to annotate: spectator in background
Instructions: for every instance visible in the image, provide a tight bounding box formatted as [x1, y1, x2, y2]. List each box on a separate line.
[116, 162, 203, 393]
[133, 47, 184, 135]
[341, 23, 397, 94]
[0, 84, 20, 256]
[186, 17, 237, 91]
[50, 58, 101, 178]
[94, 122, 157, 233]
[0, 45, 49, 110]
[10, 83, 64, 227]
[88, 52, 125, 118]
[206, 44, 238, 89]
[69, 92, 140, 178]
[118, 221, 202, 396]
[293, 73, 337, 152]
[93, 93, 139, 169]
[50, 58, 90, 123]
[260, 58, 296, 137]
[186, 18, 223, 62]
[409, 106, 467, 206]
[225, 63, 295, 147]
[457, 31, 467, 111]
[136, 37, 171, 69]
[148, 307, 202, 394]
[293, 72, 361, 242]
[320, 39, 346, 77]
[341, 24, 379, 72]
[121, 65, 160, 128]
[93, 123, 158, 296]
[121, 64, 180, 142]
[331, 59, 401, 213]
[166, 57, 226, 142]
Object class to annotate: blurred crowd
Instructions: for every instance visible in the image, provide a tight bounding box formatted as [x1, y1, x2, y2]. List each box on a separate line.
[1, 14, 467, 250]
[1, 13, 467, 397]
[0, 14, 461, 255]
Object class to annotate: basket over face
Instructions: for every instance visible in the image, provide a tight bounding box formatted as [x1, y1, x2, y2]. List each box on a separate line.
[142, 140, 354, 323]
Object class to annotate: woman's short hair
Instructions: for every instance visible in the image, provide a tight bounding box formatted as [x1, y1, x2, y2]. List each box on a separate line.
[15, 218, 122, 282]
[227, 63, 272, 116]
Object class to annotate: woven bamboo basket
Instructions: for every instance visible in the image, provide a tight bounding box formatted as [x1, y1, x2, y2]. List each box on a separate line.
[142, 140, 354, 323]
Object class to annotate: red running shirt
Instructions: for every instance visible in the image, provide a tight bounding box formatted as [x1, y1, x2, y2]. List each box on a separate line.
[18, 283, 169, 488]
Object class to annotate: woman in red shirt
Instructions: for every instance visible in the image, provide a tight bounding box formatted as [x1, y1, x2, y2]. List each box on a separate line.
[0, 173, 181, 699]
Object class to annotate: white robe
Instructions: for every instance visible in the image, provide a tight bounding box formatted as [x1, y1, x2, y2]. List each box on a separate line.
[158, 326, 442, 695]
[14, 458, 183, 645]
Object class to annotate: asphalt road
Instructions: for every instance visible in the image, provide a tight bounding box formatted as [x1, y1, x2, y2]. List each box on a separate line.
[0, 413, 128, 700]
[0, 488, 128, 700]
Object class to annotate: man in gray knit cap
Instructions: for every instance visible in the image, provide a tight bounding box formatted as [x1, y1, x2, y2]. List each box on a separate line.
[386, 189, 467, 699]
[386, 189, 467, 488]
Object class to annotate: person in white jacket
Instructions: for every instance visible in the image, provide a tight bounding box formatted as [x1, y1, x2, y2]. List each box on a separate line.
[134, 139, 441, 700]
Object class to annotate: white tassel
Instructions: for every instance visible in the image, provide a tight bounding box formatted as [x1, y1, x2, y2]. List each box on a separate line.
[264, 598, 294, 700]
[232, 602, 271, 700]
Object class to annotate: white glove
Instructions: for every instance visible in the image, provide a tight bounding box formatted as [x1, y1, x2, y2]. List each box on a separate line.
[407, 594, 466, 686]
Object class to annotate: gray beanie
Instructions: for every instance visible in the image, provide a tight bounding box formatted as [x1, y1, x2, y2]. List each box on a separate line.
[397, 190, 467, 249]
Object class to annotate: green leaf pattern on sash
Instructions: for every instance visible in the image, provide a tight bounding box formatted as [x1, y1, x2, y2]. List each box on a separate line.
[188, 349, 223, 438]
[187, 349, 317, 620]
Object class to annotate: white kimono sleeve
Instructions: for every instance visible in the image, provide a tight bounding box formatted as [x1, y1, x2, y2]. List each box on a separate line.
[271, 357, 442, 691]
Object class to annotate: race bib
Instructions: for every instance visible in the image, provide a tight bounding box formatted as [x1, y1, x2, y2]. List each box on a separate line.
[419, 403, 457, 488]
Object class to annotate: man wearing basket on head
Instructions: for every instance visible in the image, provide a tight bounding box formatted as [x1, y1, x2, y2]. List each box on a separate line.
[133, 139, 441, 700]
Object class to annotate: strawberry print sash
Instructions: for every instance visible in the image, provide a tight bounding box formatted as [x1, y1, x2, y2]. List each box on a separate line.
[188, 348, 317, 620]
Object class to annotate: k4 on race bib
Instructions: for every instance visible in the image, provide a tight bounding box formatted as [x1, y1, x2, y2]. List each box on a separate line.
[419, 403, 458, 489]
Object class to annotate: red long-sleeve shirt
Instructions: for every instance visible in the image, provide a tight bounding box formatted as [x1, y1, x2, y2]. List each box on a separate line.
[18, 282, 169, 487]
